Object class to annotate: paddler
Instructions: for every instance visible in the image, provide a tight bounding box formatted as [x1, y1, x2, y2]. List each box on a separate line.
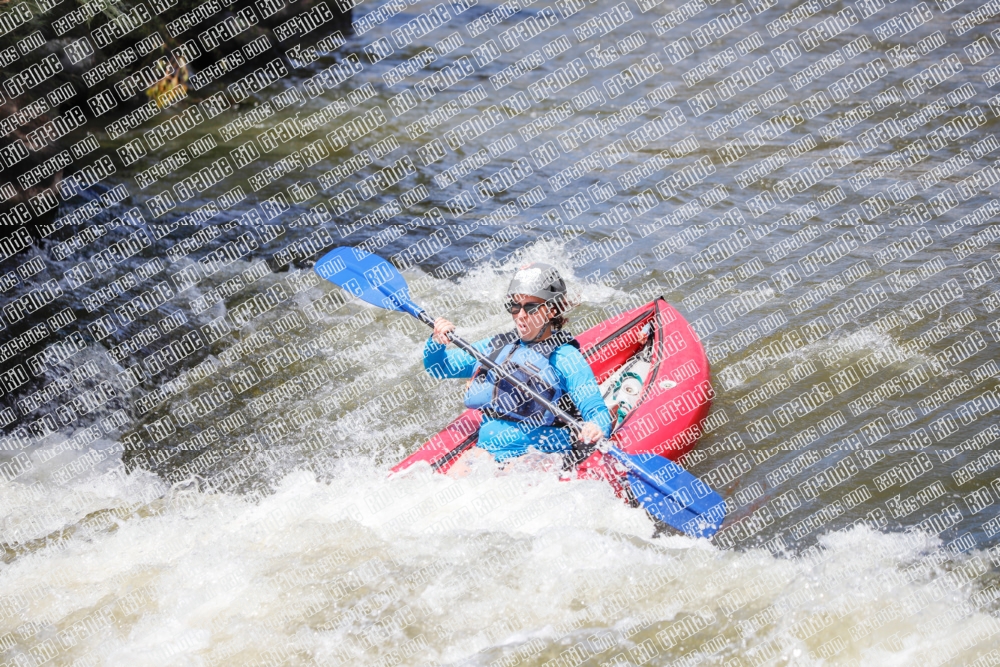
[424, 262, 613, 465]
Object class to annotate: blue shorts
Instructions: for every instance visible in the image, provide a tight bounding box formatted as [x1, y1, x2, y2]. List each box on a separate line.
[476, 417, 575, 462]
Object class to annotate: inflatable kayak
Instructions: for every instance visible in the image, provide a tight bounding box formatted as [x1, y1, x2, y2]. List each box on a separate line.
[392, 297, 713, 492]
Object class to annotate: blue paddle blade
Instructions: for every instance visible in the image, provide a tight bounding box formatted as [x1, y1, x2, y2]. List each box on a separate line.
[613, 450, 727, 539]
[314, 247, 423, 318]
[313, 247, 727, 538]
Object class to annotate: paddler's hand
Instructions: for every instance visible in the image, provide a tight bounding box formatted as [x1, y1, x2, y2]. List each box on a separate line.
[577, 422, 604, 445]
[432, 317, 456, 345]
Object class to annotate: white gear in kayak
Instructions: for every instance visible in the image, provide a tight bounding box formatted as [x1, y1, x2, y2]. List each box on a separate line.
[605, 360, 651, 426]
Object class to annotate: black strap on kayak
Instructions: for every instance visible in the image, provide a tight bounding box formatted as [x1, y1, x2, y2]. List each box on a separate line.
[561, 439, 596, 471]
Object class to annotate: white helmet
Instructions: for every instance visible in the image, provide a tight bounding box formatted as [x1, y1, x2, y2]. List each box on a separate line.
[506, 262, 567, 311]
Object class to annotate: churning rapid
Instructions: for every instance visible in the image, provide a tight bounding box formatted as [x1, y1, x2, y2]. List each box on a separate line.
[2, 252, 999, 667]
[3, 0, 1000, 660]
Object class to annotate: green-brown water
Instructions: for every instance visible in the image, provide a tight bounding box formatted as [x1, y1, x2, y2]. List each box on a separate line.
[3, 0, 1000, 663]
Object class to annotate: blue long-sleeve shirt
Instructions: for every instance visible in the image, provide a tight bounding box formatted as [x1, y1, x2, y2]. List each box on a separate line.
[423, 334, 612, 462]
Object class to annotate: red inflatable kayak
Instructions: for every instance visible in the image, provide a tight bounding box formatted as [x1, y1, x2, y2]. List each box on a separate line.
[391, 297, 713, 485]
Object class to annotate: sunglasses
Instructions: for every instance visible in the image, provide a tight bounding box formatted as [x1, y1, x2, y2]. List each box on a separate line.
[505, 301, 546, 315]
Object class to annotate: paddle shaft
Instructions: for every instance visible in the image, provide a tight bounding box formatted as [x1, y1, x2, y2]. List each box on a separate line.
[416, 309, 692, 494]
[413, 310, 592, 437]
[314, 247, 725, 536]
[415, 309, 728, 531]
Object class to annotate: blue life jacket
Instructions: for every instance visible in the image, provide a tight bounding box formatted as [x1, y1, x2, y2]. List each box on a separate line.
[464, 329, 581, 426]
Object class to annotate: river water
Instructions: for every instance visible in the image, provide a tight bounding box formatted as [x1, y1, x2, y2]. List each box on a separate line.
[2, 0, 1000, 663]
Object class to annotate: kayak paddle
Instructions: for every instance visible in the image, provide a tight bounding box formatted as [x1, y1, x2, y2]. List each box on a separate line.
[313, 246, 727, 539]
